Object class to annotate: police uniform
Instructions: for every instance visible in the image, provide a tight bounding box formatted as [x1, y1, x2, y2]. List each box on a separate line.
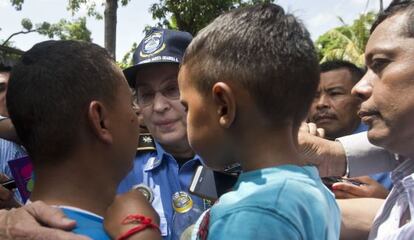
[117, 133, 210, 240]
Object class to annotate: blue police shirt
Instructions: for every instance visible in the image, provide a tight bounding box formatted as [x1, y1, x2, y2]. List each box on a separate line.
[354, 123, 393, 190]
[60, 207, 110, 240]
[117, 141, 205, 239]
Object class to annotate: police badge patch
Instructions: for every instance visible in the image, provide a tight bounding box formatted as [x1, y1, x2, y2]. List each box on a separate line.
[140, 31, 166, 57]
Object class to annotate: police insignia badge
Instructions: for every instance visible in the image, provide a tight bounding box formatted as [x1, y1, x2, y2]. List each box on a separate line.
[140, 31, 166, 57]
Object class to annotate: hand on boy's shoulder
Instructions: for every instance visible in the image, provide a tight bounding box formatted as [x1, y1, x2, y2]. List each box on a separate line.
[0, 201, 90, 240]
[104, 189, 161, 240]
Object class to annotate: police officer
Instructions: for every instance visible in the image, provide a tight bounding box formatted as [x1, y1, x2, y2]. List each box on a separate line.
[118, 28, 206, 240]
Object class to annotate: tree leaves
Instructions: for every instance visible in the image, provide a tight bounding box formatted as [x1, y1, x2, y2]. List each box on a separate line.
[316, 12, 376, 67]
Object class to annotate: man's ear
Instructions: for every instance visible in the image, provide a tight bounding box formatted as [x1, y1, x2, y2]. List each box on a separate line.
[87, 101, 113, 144]
[212, 82, 236, 128]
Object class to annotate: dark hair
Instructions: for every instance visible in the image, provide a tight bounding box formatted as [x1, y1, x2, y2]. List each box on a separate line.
[182, 3, 319, 126]
[320, 60, 365, 84]
[7, 40, 120, 163]
[0, 56, 15, 72]
[371, 0, 414, 36]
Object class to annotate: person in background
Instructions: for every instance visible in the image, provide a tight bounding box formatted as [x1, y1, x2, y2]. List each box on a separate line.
[119, 28, 207, 239]
[0, 61, 26, 209]
[308, 60, 391, 198]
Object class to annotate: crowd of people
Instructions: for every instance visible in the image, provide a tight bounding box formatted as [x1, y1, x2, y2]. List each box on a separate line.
[0, 1, 413, 239]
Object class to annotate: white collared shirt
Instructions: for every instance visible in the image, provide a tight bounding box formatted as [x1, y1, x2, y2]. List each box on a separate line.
[369, 158, 414, 239]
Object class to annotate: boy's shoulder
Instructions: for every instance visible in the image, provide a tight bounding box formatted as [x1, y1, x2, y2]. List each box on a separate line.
[60, 207, 111, 240]
[207, 165, 340, 239]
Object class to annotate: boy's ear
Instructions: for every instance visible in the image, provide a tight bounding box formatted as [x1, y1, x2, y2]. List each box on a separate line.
[87, 101, 113, 144]
[212, 82, 236, 128]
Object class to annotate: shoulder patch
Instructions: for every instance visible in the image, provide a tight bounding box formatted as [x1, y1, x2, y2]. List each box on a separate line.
[137, 133, 156, 152]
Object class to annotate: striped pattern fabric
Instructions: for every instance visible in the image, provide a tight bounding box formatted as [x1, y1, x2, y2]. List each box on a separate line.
[0, 138, 27, 202]
[369, 158, 414, 239]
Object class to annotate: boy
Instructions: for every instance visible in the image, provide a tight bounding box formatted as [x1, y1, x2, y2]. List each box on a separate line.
[6, 40, 157, 239]
[178, 4, 340, 239]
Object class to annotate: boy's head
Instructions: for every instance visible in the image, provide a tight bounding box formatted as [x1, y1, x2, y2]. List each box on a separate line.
[7, 40, 139, 172]
[178, 3, 319, 169]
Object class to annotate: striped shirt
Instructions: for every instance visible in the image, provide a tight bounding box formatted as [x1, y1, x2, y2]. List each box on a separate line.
[0, 138, 27, 202]
[369, 158, 414, 239]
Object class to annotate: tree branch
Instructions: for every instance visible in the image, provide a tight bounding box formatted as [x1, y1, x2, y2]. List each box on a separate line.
[1, 29, 37, 47]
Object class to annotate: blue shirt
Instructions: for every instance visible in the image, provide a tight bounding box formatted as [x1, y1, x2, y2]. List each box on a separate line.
[354, 124, 393, 190]
[193, 165, 340, 240]
[60, 207, 110, 240]
[118, 141, 205, 239]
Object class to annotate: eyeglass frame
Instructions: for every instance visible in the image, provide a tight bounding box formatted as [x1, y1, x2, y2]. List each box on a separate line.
[134, 79, 181, 107]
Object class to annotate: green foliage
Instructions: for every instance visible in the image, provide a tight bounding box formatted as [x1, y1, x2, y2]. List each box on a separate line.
[316, 12, 377, 67]
[119, 42, 137, 69]
[9, 0, 24, 10]
[67, 0, 103, 20]
[21, 18, 33, 30]
[149, 0, 275, 36]
[37, 17, 92, 42]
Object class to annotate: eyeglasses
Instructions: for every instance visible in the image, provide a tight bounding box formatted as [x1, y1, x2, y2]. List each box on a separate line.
[136, 81, 180, 107]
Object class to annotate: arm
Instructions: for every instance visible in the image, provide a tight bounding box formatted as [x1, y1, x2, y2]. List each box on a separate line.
[337, 132, 397, 177]
[0, 201, 90, 240]
[337, 198, 384, 240]
[299, 123, 397, 177]
[104, 189, 161, 240]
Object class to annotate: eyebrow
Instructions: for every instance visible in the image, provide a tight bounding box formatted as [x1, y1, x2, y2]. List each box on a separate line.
[365, 45, 399, 63]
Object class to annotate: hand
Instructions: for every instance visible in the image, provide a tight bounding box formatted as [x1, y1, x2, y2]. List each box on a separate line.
[0, 174, 21, 209]
[0, 201, 90, 240]
[332, 176, 389, 199]
[104, 189, 161, 240]
[298, 122, 347, 177]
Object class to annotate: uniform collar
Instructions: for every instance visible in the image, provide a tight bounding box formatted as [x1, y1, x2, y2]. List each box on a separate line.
[144, 141, 203, 171]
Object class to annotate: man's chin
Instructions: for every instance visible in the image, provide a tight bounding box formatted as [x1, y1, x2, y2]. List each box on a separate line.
[366, 127, 390, 149]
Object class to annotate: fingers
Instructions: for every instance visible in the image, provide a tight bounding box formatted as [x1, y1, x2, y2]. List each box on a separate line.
[332, 182, 371, 199]
[299, 122, 324, 138]
[24, 201, 77, 230]
[316, 127, 325, 138]
[0, 185, 13, 202]
[0, 174, 9, 182]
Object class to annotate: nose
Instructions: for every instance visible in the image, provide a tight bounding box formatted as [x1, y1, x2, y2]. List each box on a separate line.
[352, 72, 373, 101]
[316, 93, 330, 109]
[152, 92, 170, 112]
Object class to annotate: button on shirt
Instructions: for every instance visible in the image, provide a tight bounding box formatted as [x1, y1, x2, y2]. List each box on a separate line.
[117, 142, 204, 240]
[369, 158, 414, 239]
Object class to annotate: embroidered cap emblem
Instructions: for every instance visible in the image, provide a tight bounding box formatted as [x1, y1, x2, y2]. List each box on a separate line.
[140, 31, 166, 57]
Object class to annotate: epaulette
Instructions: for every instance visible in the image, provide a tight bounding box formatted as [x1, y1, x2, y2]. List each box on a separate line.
[137, 133, 156, 152]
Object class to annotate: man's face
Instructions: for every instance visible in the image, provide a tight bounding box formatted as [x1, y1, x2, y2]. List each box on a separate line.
[353, 12, 414, 157]
[135, 63, 188, 146]
[0, 71, 10, 117]
[308, 68, 361, 139]
[110, 66, 140, 172]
